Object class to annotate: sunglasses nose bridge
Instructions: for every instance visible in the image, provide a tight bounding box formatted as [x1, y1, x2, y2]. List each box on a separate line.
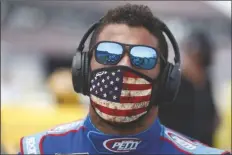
[117, 51, 132, 68]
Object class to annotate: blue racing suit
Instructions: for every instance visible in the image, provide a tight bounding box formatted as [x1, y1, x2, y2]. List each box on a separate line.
[19, 115, 230, 154]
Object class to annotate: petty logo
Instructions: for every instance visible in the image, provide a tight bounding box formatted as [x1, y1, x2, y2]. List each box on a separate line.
[103, 138, 141, 153]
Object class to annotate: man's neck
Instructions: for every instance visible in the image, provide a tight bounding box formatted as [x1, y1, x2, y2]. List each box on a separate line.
[89, 105, 158, 135]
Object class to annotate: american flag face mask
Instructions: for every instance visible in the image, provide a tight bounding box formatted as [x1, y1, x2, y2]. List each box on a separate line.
[89, 66, 154, 123]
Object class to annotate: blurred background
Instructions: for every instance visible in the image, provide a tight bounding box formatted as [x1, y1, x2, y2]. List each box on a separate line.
[1, 1, 231, 153]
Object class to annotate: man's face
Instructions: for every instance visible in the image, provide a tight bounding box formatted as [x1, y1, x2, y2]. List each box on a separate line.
[90, 24, 160, 80]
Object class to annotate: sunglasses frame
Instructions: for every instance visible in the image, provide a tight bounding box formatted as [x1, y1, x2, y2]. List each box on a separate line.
[90, 41, 167, 70]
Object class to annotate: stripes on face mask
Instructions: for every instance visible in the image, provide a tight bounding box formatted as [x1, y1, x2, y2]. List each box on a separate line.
[89, 66, 153, 123]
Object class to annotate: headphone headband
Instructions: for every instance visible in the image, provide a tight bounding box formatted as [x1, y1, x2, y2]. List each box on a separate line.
[161, 25, 180, 64]
[77, 22, 100, 52]
[153, 19, 180, 65]
[77, 17, 104, 52]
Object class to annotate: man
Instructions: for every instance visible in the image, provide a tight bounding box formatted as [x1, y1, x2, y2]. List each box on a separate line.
[19, 4, 230, 154]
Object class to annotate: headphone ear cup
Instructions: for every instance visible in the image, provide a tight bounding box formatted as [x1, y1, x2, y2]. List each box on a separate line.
[159, 63, 181, 105]
[72, 52, 83, 93]
[82, 52, 90, 95]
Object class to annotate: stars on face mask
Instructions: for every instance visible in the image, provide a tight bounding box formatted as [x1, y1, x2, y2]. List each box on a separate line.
[90, 69, 123, 102]
[113, 95, 117, 100]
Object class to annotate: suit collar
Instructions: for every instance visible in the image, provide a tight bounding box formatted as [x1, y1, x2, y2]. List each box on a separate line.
[84, 115, 163, 154]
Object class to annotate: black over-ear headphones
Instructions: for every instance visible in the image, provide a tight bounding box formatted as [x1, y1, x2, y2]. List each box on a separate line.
[72, 17, 181, 105]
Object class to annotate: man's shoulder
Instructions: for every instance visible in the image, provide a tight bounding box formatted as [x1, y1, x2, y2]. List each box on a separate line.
[161, 126, 231, 154]
[20, 119, 85, 154]
[45, 118, 85, 135]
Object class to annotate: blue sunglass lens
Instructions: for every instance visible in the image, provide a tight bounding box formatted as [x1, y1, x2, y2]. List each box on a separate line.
[95, 42, 123, 65]
[130, 46, 157, 69]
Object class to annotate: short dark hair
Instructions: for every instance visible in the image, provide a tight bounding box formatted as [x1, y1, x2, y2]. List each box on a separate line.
[89, 4, 168, 62]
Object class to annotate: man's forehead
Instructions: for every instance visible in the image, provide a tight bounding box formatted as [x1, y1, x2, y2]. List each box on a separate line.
[97, 24, 159, 48]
